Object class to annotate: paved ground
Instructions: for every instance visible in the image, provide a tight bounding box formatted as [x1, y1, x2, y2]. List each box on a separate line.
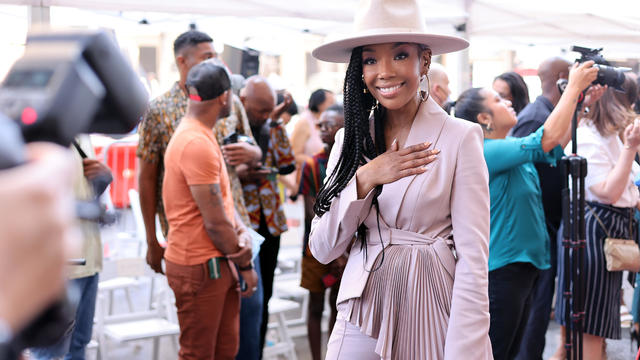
[75, 201, 640, 360]
[91, 245, 640, 360]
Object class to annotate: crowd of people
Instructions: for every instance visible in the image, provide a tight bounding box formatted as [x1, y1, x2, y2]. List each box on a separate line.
[3, 0, 640, 359]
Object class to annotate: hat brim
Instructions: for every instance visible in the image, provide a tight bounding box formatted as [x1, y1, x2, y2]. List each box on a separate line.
[312, 32, 469, 63]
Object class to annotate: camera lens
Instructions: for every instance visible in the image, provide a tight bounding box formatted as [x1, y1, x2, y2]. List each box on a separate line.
[593, 64, 626, 91]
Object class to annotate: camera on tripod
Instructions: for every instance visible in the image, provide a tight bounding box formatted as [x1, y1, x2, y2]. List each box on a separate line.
[572, 46, 629, 91]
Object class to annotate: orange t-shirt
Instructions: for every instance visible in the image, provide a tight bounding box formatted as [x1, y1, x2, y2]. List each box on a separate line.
[162, 117, 236, 265]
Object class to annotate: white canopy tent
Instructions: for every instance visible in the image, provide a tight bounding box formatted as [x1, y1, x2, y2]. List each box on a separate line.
[2, 0, 638, 51]
[0, 0, 638, 96]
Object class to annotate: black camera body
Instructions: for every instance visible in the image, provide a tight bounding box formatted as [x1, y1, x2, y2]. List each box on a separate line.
[0, 29, 148, 358]
[572, 46, 628, 91]
[0, 29, 147, 150]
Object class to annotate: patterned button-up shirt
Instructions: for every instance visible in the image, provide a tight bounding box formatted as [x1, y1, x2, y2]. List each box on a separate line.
[137, 82, 254, 235]
[243, 119, 296, 236]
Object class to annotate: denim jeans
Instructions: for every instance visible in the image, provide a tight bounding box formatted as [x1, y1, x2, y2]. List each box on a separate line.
[31, 273, 99, 360]
[489, 262, 540, 360]
[258, 216, 281, 359]
[236, 256, 264, 360]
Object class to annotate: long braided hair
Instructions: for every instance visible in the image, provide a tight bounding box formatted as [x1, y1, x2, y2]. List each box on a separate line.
[313, 46, 388, 259]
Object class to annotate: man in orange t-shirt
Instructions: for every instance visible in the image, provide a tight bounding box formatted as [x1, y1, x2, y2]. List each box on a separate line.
[163, 60, 257, 360]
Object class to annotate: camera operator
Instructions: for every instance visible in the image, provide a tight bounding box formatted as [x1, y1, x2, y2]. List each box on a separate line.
[0, 143, 76, 357]
[552, 74, 639, 360]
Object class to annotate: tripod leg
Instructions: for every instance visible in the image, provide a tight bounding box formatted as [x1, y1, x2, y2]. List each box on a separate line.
[571, 158, 584, 360]
[577, 158, 587, 360]
[561, 158, 572, 359]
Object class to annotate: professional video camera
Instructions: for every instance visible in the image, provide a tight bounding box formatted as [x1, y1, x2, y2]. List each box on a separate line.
[0, 29, 148, 358]
[572, 46, 629, 91]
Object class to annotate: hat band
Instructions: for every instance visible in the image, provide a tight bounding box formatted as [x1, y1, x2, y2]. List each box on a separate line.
[353, 27, 428, 36]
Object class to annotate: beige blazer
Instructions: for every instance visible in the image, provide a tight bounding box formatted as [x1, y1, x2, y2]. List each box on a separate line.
[309, 97, 492, 359]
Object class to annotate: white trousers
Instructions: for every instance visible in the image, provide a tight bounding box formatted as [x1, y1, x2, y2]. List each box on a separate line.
[325, 303, 380, 360]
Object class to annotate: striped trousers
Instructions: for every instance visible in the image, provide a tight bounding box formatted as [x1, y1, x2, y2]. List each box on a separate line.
[555, 201, 636, 339]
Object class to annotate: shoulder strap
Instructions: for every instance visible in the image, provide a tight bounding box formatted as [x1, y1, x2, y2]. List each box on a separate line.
[586, 204, 611, 238]
[586, 203, 634, 239]
[72, 140, 88, 159]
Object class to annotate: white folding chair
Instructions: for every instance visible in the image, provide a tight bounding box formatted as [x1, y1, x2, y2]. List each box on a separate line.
[263, 298, 299, 360]
[128, 188, 168, 310]
[273, 274, 309, 331]
[95, 259, 178, 360]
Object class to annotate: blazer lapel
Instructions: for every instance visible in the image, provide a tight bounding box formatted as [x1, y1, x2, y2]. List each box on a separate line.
[377, 97, 448, 227]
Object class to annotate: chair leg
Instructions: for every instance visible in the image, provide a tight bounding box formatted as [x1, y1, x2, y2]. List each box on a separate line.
[277, 312, 297, 360]
[171, 334, 179, 353]
[149, 276, 156, 310]
[96, 295, 108, 360]
[98, 336, 108, 360]
[95, 342, 102, 360]
[108, 290, 114, 315]
[152, 337, 160, 360]
[125, 288, 134, 312]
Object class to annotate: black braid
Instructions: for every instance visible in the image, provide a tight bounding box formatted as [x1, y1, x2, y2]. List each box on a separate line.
[314, 46, 378, 217]
[314, 47, 388, 267]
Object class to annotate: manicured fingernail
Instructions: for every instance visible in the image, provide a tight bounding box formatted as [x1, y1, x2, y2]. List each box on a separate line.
[392, 138, 397, 145]
[434, 149, 441, 154]
[424, 141, 431, 147]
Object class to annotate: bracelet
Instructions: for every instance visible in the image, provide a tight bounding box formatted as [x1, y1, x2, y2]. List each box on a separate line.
[238, 261, 254, 271]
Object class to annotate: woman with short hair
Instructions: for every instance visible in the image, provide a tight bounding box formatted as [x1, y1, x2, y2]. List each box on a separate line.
[493, 71, 530, 115]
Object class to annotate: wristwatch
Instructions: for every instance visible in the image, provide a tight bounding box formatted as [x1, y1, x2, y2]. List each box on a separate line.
[238, 261, 254, 271]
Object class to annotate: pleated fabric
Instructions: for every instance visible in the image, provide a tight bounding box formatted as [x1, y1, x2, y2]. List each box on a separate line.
[556, 201, 636, 339]
[344, 230, 455, 360]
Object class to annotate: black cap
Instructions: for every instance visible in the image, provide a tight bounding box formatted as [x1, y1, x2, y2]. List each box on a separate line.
[185, 60, 231, 101]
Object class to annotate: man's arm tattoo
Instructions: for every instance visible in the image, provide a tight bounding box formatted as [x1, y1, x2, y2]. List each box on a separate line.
[208, 184, 224, 209]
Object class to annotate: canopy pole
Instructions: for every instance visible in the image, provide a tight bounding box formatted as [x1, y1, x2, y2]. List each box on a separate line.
[28, 4, 50, 29]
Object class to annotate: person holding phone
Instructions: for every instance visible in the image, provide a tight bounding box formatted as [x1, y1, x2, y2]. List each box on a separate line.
[237, 76, 296, 356]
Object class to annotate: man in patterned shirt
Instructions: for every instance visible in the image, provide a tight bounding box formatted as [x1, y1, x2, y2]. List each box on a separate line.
[237, 76, 295, 357]
[137, 30, 260, 272]
[137, 31, 264, 359]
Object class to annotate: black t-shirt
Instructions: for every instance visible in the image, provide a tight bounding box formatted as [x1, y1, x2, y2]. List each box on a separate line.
[512, 96, 563, 233]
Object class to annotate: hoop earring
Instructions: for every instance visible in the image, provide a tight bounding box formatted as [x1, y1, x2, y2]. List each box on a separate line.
[485, 122, 493, 132]
[419, 74, 430, 102]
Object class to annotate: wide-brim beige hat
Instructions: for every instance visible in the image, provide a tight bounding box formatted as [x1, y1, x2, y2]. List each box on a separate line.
[312, 0, 469, 63]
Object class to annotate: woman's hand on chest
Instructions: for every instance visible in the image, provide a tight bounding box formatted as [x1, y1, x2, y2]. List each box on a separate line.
[355, 139, 439, 198]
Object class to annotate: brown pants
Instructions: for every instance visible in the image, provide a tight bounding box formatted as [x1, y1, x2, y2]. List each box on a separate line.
[166, 259, 240, 360]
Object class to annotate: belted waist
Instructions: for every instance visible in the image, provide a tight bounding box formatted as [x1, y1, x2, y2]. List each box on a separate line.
[365, 227, 453, 247]
[337, 226, 458, 304]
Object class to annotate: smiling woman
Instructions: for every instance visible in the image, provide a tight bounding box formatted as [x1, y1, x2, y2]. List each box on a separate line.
[307, 0, 495, 359]
[361, 43, 429, 114]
